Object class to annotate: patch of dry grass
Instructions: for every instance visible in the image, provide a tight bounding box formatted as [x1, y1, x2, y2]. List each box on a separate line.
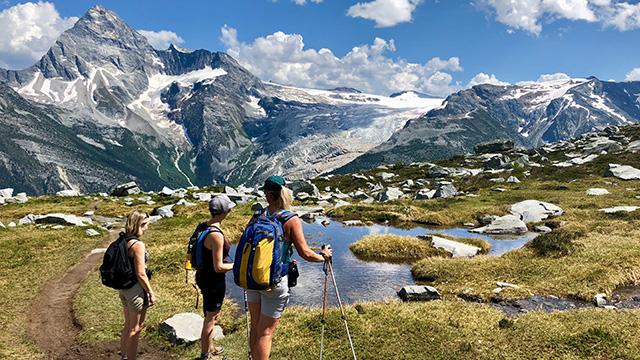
[349, 234, 450, 263]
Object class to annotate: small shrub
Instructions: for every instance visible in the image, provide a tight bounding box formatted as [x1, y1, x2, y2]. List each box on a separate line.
[498, 318, 515, 329]
[526, 229, 584, 257]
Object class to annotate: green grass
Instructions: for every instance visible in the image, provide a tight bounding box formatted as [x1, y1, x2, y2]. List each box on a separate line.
[349, 234, 450, 263]
[0, 224, 106, 359]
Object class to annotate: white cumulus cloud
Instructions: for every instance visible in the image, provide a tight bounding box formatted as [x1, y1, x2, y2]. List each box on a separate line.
[220, 25, 463, 96]
[537, 72, 572, 82]
[0, 1, 77, 70]
[467, 73, 510, 87]
[347, 0, 424, 27]
[625, 68, 640, 81]
[137, 29, 184, 50]
[475, 0, 640, 34]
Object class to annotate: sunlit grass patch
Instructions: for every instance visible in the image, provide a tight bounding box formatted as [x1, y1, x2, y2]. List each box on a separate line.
[0, 225, 105, 358]
[349, 234, 450, 263]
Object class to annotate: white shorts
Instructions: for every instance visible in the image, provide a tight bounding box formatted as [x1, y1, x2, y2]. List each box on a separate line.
[246, 275, 290, 319]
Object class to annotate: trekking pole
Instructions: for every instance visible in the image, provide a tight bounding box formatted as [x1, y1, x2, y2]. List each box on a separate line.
[244, 289, 252, 359]
[320, 250, 330, 360]
[323, 246, 357, 360]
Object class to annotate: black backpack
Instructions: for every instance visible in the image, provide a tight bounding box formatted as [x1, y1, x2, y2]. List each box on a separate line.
[100, 232, 139, 290]
[187, 222, 222, 272]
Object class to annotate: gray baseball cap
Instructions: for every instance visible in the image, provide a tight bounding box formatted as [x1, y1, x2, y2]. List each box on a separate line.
[209, 195, 236, 214]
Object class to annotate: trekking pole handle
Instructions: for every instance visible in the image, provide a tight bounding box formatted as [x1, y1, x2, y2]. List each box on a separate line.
[321, 244, 332, 262]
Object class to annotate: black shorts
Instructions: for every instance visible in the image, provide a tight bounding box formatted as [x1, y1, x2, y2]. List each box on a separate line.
[196, 277, 225, 315]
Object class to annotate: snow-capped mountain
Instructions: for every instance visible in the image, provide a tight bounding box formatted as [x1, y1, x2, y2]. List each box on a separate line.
[337, 77, 640, 173]
[0, 5, 445, 194]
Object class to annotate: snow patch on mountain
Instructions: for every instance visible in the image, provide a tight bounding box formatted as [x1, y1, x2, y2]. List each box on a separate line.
[76, 135, 106, 150]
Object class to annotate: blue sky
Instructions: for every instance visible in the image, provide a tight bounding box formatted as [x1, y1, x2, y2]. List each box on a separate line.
[1, 0, 639, 97]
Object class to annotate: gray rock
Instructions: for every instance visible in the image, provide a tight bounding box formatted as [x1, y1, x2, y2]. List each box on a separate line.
[585, 188, 609, 196]
[474, 139, 514, 154]
[429, 235, 481, 258]
[173, 188, 188, 198]
[492, 188, 506, 192]
[471, 215, 528, 235]
[416, 179, 430, 187]
[288, 180, 320, 197]
[351, 191, 369, 199]
[376, 187, 403, 202]
[360, 197, 375, 204]
[295, 192, 310, 201]
[594, 294, 607, 307]
[369, 182, 384, 192]
[397, 286, 442, 302]
[489, 177, 505, 182]
[507, 176, 521, 184]
[317, 200, 332, 206]
[583, 138, 623, 155]
[599, 206, 640, 214]
[111, 182, 140, 196]
[193, 192, 212, 202]
[604, 164, 640, 181]
[510, 200, 563, 223]
[56, 190, 80, 197]
[8, 221, 16, 227]
[224, 186, 238, 194]
[86, 229, 101, 236]
[414, 189, 436, 200]
[83, 211, 95, 217]
[0, 197, 4, 205]
[478, 215, 497, 225]
[401, 179, 414, 187]
[627, 140, 640, 153]
[176, 199, 197, 207]
[352, 174, 369, 181]
[0, 221, 5, 229]
[334, 200, 351, 208]
[433, 184, 457, 199]
[0, 188, 14, 198]
[425, 165, 450, 178]
[376, 172, 397, 181]
[159, 313, 223, 344]
[153, 205, 174, 218]
[187, 186, 200, 191]
[482, 154, 511, 169]
[51, 225, 65, 230]
[36, 213, 93, 227]
[159, 187, 175, 196]
[18, 214, 38, 226]
[534, 226, 552, 234]
[7, 193, 28, 204]
[497, 282, 519, 288]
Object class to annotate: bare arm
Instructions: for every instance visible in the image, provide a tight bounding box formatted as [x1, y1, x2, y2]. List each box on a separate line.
[129, 241, 156, 305]
[205, 232, 233, 273]
[285, 216, 332, 262]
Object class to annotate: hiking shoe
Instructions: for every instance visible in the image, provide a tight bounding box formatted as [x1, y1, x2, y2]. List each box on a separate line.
[204, 354, 227, 360]
[210, 345, 224, 355]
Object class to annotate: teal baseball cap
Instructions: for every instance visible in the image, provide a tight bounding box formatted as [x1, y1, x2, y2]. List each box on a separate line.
[260, 176, 286, 191]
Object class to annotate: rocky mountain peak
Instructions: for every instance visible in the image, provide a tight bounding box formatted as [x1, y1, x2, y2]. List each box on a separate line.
[33, 5, 158, 81]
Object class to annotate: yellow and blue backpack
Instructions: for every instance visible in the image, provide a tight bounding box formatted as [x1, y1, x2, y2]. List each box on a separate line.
[233, 209, 296, 290]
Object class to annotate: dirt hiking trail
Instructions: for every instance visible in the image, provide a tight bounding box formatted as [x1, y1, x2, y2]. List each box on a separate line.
[27, 203, 172, 359]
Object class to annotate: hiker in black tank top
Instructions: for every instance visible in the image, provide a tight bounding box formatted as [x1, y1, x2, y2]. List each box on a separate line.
[196, 195, 235, 360]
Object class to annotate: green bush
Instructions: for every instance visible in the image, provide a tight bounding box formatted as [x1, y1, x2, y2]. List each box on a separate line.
[526, 229, 584, 257]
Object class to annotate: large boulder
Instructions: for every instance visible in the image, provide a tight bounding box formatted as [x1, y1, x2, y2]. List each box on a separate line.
[604, 164, 640, 181]
[159, 313, 224, 344]
[582, 138, 623, 155]
[510, 200, 563, 223]
[36, 213, 93, 227]
[288, 180, 320, 198]
[425, 166, 451, 178]
[585, 188, 609, 196]
[376, 187, 404, 202]
[0, 188, 14, 198]
[627, 140, 640, 153]
[433, 184, 457, 199]
[153, 204, 174, 218]
[471, 215, 528, 235]
[397, 286, 442, 302]
[111, 182, 141, 197]
[429, 235, 481, 258]
[482, 154, 511, 169]
[474, 139, 515, 154]
[56, 190, 79, 197]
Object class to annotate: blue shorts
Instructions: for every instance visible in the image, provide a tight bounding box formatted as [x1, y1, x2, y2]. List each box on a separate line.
[246, 275, 290, 319]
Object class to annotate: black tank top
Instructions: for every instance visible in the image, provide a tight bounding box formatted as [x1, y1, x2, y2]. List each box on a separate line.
[196, 225, 230, 285]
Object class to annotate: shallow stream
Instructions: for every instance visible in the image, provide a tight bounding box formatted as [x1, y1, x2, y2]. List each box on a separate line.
[224, 218, 537, 308]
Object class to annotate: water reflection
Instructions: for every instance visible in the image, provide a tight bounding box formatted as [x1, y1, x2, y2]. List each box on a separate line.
[224, 219, 536, 307]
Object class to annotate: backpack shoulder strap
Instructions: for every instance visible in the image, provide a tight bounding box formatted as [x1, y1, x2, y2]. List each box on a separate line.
[274, 210, 297, 224]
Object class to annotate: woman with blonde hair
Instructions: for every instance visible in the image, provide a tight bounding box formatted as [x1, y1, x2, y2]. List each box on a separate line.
[246, 176, 332, 360]
[119, 210, 156, 360]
